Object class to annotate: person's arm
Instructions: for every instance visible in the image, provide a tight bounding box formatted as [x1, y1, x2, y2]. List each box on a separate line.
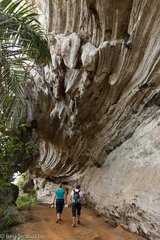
[52, 190, 56, 204]
[64, 188, 68, 203]
[79, 191, 84, 203]
[69, 190, 73, 202]
[50, 191, 56, 207]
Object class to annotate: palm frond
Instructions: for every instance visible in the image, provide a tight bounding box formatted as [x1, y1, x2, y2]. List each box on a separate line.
[0, 0, 51, 128]
[0, 49, 28, 127]
[0, 0, 51, 64]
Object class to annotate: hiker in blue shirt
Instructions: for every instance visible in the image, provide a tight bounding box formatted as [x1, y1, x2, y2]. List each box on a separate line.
[53, 183, 65, 223]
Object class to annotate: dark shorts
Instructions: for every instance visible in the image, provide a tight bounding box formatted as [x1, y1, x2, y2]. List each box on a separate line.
[56, 199, 64, 214]
[72, 203, 81, 217]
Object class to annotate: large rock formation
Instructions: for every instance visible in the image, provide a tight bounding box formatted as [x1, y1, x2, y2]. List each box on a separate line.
[28, 0, 160, 239]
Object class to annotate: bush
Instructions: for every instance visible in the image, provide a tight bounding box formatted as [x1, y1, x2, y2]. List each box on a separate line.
[16, 189, 37, 207]
[0, 206, 18, 231]
[15, 172, 37, 207]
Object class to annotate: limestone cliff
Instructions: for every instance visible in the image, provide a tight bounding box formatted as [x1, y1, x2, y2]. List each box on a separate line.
[28, 0, 160, 239]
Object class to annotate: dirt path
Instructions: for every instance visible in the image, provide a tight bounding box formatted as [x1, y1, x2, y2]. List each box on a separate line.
[11, 205, 145, 240]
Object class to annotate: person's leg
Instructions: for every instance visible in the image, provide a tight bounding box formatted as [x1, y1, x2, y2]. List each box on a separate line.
[59, 199, 64, 221]
[77, 203, 81, 224]
[56, 199, 61, 223]
[72, 216, 76, 226]
[72, 203, 76, 227]
[77, 215, 80, 224]
[56, 213, 60, 223]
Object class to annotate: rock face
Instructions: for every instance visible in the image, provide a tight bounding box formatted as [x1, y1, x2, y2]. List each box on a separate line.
[0, 184, 19, 207]
[28, 0, 160, 239]
[82, 117, 160, 238]
[0, 184, 19, 231]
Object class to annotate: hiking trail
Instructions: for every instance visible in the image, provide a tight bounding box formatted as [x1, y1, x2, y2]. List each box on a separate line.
[11, 205, 145, 240]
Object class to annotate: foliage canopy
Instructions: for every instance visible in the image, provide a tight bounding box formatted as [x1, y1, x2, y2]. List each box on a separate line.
[0, 0, 48, 186]
[0, 0, 51, 127]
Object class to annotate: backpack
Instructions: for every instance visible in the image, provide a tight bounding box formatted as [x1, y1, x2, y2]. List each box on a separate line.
[73, 190, 80, 204]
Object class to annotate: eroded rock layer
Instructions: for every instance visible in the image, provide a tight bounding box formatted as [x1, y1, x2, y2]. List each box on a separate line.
[28, 0, 160, 238]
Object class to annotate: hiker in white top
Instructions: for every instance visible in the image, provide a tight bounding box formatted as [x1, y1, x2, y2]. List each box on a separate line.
[70, 184, 83, 227]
